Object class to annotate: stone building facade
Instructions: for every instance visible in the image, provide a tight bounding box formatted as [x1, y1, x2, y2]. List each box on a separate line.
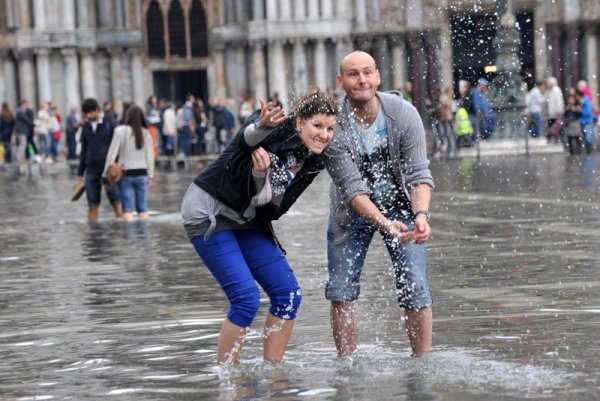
[0, 0, 599, 117]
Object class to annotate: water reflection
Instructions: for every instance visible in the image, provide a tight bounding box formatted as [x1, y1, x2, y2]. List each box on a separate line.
[0, 154, 599, 400]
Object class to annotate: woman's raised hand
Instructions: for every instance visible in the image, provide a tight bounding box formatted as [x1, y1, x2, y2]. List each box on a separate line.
[259, 99, 287, 128]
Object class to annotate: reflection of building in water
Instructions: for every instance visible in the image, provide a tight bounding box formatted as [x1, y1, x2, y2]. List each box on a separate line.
[0, 1, 599, 114]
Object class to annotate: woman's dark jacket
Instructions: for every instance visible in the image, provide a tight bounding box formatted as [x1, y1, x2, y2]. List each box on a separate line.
[193, 111, 325, 222]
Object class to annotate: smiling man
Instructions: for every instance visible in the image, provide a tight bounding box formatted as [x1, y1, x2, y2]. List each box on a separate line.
[324, 51, 435, 357]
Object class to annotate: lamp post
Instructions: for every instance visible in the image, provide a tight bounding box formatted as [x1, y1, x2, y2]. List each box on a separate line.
[489, 0, 528, 151]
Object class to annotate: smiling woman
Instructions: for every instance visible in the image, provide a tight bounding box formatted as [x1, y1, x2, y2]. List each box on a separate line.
[180, 88, 338, 365]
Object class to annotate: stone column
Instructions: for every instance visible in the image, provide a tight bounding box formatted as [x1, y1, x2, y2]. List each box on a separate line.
[438, 17, 453, 91]
[33, 0, 46, 30]
[376, 36, 391, 91]
[0, 53, 6, 105]
[335, 0, 348, 17]
[252, 41, 267, 100]
[77, 0, 90, 28]
[213, 45, 227, 99]
[80, 49, 97, 99]
[546, 25, 562, 83]
[130, 49, 145, 107]
[97, 0, 113, 28]
[268, 40, 287, 107]
[585, 25, 599, 105]
[391, 35, 407, 90]
[294, 0, 305, 20]
[63, 0, 76, 29]
[425, 31, 440, 96]
[335, 37, 351, 71]
[354, 0, 367, 29]
[567, 26, 580, 89]
[224, 47, 238, 98]
[2, 54, 18, 108]
[17, 51, 36, 105]
[184, 5, 192, 59]
[533, 6, 549, 81]
[115, 0, 125, 28]
[308, 0, 320, 19]
[109, 48, 124, 113]
[321, 0, 333, 18]
[61, 49, 80, 110]
[253, 0, 264, 20]
[407, 32, 424, 110]
[314, 39, 328, 90]
[280, 0, 292, 20]
[35, 49, 52, 104]
[293, 40, 308, 94]
[17, 0, 32, 28]
[236, 46, 248, 95]
[266, 0, 278, 20]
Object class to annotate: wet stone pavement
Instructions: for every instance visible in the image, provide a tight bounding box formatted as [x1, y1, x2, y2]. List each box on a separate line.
[0, 153, 599, 400]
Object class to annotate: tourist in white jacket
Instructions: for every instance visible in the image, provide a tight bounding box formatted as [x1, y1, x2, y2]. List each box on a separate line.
[546, 77, 565, 127]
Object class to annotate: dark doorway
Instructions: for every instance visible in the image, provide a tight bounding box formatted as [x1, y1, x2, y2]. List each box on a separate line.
[450, 11, 534, 92]
[152, 70, 208, 104]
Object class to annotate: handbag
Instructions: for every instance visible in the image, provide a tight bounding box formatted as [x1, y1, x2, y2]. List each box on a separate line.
[106, 162, 125, 184]
[105, 126, 128, 184]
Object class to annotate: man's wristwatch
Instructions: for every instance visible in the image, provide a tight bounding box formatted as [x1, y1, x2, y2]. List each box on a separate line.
[413, 210, 431, 222]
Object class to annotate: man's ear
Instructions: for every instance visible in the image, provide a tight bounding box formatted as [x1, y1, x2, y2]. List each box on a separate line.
[336, 75, 344, 90]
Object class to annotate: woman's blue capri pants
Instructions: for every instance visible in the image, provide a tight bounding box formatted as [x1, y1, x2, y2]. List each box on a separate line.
[191, 228, 302, 328]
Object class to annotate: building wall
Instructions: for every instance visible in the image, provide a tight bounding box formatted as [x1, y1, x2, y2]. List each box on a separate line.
[1, 0, 600, 118]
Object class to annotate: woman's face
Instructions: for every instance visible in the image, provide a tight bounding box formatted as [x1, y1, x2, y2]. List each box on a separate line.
[296, 113, 336, 154]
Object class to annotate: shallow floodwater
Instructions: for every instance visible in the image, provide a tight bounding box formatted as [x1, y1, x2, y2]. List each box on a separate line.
[1, 153, 599, 400]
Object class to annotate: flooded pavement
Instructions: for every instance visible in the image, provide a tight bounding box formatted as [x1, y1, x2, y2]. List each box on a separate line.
[1, 153, 599, 400]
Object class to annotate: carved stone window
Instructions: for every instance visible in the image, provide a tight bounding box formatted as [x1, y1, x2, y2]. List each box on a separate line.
[190, 0, 208, 57]
[169, 0, 186, 58]
[146, 0, 165, 58]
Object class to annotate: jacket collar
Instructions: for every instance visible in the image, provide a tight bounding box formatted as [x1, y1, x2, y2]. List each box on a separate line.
[340, 90, 404, 127]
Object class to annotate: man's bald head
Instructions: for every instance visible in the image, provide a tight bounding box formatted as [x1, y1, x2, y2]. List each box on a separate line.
[339, 51, 377, 76]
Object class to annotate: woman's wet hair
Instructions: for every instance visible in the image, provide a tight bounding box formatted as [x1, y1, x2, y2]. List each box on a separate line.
[292, 88, 338, 119]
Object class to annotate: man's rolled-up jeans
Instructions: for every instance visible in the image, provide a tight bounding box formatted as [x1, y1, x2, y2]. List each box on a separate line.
[326, 210, 433, 310]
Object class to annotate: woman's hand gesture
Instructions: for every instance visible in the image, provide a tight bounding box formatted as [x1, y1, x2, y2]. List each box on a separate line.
[259, 99, 287, 128]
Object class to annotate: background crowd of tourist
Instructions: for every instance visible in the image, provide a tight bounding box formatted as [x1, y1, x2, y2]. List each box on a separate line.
[421, 77, 600, 158]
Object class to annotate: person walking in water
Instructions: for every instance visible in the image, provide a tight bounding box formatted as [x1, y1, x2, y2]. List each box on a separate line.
[325, 51, 434, 357]
[76, 98, 123, 221]
[181, 89, 338, 364]
[103, 106, 154, 222]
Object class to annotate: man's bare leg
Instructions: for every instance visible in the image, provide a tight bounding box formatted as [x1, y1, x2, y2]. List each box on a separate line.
[112, 201, 123, 218]
[216, 318, 247, 364]
[330, 300, 358, 357]
[88, 205, 99, 221]
[405, 307, 432, 356]
[263, 312, 294, 362]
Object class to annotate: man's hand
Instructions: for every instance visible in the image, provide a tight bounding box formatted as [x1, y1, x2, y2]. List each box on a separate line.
[386, 220, 415, 243]
[76, 175, 84, 183]
[413, 214, 431, 244]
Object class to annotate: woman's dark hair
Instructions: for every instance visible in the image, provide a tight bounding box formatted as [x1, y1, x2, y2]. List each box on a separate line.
[1, 102, 14, 123]
[124, 105, 148, 149]
[292, 88, 339, 119]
